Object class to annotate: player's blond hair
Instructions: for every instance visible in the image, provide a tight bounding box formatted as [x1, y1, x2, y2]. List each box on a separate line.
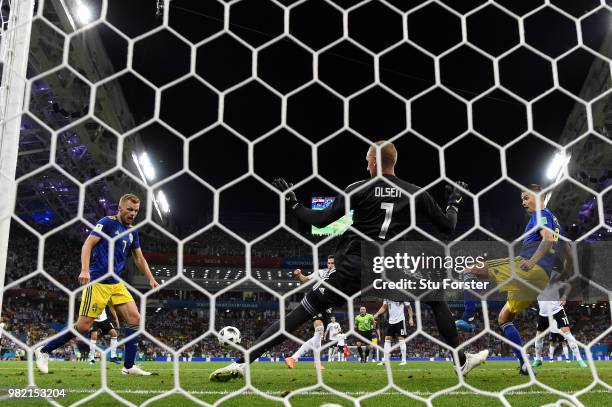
[119, 193, 141, 205]
[370, 140, 397, 168]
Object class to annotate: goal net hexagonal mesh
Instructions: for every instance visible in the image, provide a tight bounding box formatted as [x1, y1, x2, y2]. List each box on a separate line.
[0, 0, 611, 406]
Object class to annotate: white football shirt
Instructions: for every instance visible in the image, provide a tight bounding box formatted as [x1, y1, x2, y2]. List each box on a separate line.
[326, 322, 341, 341]
[537, 279, 566, 317]
[384, 299, 409, 324]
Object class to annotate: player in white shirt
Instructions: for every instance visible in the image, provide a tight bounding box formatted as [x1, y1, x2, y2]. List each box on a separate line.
[89, 306, 121, 365]
[285, 255, 335, 370]
[323, 316, 342, 362]
[532, 272, 586, 368]
[335, 332, 347, 361]
[373, 299, 414, 365]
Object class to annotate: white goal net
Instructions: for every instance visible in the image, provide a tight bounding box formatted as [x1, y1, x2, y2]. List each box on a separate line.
[0, 0, 611, 406]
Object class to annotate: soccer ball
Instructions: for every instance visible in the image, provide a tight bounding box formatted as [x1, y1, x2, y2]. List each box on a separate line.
[218, 326, 241, 346]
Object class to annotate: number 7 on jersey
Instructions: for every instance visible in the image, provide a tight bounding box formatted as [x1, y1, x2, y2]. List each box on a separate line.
[379, 202, 394, 239]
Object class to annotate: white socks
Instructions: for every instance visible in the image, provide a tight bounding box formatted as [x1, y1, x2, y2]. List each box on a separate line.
[292, 325, 323, 361]
[383, 340, 391, 362]
[549, 344, 557, 360]
[535, 334, 544, 360]
[110, 337, 118, 358]
[382, 340, 407, 362]
[89, 340, 96, 361]
[562, 332, 583, 362]
[562, 344, 570, 360]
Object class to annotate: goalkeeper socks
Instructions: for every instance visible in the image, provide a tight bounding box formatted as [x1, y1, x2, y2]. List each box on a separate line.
[365, 347, 370, 361]
[89, 340, 96, 361]
[501, 322, 525, 368]
[236, 304, 312, 364]
[426, 301, 467, 366]
[562, 344, 570, 360]
[41, 325, 79, 354]
[383, 340, 391, 362]
[110, 337, 118, 358]
[461, 273, 478, 322]
[534, 334, 544, 360]
[357, 346, 363, 360]
[400, 341, 407, 362]
[563, 333, 583, 361]
[123, 325, 139, 369]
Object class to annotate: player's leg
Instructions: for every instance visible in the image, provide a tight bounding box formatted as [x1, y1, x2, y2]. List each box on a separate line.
[399, 336, 407, 365]
[89, 329, 98, 364]
[379, 335, 392, 365]
[36, 284, 104, 373]
[549, 336, 557, 362]
[287, 319, 324, 368]
[355, 339, 364, 362]
[498, 303, 528, 374]
[111, 284, 151, 376]
[457, 262, 491, 331]
[533, 315, 548, 367]
[533, 332, 545, 367]
[425, 300, 488, 376]
[112, 299, 150, 375]
[210, 270, 357, 381]
[108, 328, 119, 361]
[364, 339, 371, 363]
[559, 327, 586, 367]
[562, 340, 570, 361]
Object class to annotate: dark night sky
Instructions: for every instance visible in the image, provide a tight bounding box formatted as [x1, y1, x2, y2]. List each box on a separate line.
[37, 0, 611, 240]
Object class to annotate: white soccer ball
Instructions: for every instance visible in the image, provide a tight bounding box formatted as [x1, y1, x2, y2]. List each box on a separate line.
[218, 326, 241, 346]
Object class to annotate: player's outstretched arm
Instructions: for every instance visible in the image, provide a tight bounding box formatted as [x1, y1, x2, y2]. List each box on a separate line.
[80, 235, 101, 285]
[293, 268, 310, 284]
[373, 303, 387, 319]
[132, 248, 160, 289]
[272, 178, 345, 228]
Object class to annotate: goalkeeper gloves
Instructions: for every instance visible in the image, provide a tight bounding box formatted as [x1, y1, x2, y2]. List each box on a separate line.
[272, 178, 299, 209]
[445, 181, 468, 211]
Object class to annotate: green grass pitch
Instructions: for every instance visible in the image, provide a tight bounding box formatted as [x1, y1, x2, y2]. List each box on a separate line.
[0, 360, 610, 406]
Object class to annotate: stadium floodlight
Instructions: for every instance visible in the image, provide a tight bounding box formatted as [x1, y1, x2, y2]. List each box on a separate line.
[546, 152, 570, 180]
[139, 152, 156, 181]
[131, 151, 156, 184]
[157, 190, 170, 213]
[75, 1, 93, 24]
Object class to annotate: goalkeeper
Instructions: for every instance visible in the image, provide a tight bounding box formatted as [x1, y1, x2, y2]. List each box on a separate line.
[210, 141, 488, 381]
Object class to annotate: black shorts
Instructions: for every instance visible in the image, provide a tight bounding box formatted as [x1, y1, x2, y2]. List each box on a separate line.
[310, 310, 331, 328]
[537, 309, 569, 332]
[549, 332, 566, 343]
[354, 329, 373, 344]
[91, 319, 115, 336]
[301, 262, 361, 316]
[385, 321, 408, 338]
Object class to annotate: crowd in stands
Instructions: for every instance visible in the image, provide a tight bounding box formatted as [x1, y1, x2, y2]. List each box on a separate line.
[2, 227, 611, 361]
[2, 291, 610, 361]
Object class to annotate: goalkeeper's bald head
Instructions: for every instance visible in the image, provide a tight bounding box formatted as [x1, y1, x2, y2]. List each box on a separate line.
[366, 140, 397, 177]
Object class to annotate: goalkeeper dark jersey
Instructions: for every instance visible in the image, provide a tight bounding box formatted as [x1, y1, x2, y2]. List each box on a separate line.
[293, 174, 457, 279]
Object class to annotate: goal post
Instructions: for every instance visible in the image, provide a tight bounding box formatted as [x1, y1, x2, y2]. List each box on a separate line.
[0, 0, 35, 321]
